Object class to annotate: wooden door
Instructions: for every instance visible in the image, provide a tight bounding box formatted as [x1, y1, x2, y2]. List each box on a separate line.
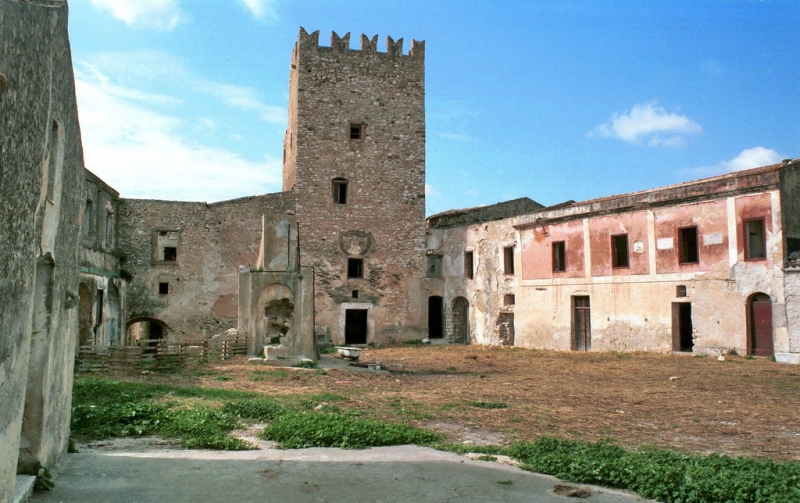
[750, 296, 773, 357]
[573, 296, 591, 351]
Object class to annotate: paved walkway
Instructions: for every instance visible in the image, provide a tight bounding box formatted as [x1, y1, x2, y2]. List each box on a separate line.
[31, 439, 656, 503]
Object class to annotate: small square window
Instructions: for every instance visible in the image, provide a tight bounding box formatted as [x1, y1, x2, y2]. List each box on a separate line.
[352, 290, 359, 299]
[553, 241, 566, 272]
[503, 246, 515, 275]
[427, 255, 443, 278]
[679, 227, 699, 264]
[347, 258, 363, 278]
[504, 294, 516, 306]
[159, 282, 169, 295]
[612, 234, 629, 268]
[350, 123, 363, 140]
[676, 285, 687, 298]
[464, 251, 474, 279]
[744, 218, 766, 260]
[163, 247, 177, 262]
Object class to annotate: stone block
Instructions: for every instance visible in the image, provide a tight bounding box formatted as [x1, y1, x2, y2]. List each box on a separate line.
[775, 353, 800, 365]
[264, 344, 291, 360]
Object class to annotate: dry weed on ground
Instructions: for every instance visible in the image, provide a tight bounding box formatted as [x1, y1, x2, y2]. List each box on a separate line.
[108, 345, 800, 460]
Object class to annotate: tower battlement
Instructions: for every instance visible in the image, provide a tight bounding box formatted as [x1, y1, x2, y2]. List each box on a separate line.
[296, 27, 424, 59]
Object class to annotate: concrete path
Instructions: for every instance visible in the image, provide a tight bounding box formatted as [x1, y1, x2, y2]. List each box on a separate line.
[31, 439, 656, 503]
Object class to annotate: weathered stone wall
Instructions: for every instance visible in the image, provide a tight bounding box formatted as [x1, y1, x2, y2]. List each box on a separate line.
[284, 29, 428, 344]
[118, 192, 295, 342]
[0, 0, 85, 497]
[780, 161, 800, 259]
[79, 169, 125, 349]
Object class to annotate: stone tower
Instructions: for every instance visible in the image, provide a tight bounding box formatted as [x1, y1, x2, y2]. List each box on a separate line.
[283, 28, 427, 345]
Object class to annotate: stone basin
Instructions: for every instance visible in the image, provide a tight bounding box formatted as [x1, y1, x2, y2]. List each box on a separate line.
[336, 347, 362, 361]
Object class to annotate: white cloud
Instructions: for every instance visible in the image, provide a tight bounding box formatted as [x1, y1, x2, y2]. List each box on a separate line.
[240, 0, 277, 19]
[197, 81, 284, 123]
[680, 147, 784, 179]
[425, 183, 440, 197]
[75, 69, 282, 202]
[81, 53, 286, 124]
[90, 0, 184, 30]
[590, 101, 702, 147]
[436, 132, 474, 142]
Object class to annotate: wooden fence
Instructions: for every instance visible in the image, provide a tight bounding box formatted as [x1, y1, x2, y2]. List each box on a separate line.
[76, 334, 248, 372]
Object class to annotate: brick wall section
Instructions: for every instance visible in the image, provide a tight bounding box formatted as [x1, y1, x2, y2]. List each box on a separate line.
[283, 29, 428, 343]
[118, 192, 295, 341]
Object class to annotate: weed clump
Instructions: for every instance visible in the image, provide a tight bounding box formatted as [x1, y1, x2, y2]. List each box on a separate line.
[260, 411, 440, 449]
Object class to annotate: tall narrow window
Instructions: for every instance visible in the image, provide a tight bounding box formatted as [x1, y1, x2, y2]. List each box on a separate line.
[679, 226, 699, 264]
[464, 251, 474, 279]
[82, 199, 93, 236]
[744, 218, 766, 260]
[96, 289, 104, 324]
[503, 246, 515, 275]
[105, 212, 115, 249]
[347, 258, 363, 278]
[553, 241, 566, 272]
[611, 234, 629, 268]
[332, 178, 348, 204]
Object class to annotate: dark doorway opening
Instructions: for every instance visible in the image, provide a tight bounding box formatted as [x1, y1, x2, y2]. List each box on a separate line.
[345, 309, 368, 345]
[572, 296, 591, 351]
[428, 296, 444, 339]
[748, 293, 773, 357]
[672, 302, 693, 351]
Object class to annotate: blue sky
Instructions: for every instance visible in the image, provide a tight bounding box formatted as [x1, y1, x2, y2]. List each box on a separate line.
[68, 0, 800, 215]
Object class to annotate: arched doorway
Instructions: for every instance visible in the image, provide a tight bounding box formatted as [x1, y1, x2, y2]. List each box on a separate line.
[452, 297, 469, 344]
[125, 317, 168, 346]
[748, 293, 773, 357]
[428, 296, 444, 339]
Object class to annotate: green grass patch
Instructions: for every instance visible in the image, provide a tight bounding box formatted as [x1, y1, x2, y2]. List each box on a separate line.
[468, 401, 509, 409]
[260, 411, 440, 449]
[221, 399, 287, 422]
[293, 360, 318, 369]
[435, 438, 800, 503]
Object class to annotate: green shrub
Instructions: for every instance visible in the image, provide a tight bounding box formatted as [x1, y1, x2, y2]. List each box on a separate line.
[260, 411, 441, 449]
[293, 360, 317, 369]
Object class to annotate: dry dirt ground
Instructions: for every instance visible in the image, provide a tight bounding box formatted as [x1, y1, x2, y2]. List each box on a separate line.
[106, 345, 800, 461]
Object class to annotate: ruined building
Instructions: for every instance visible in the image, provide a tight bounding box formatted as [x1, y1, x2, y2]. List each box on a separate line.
[118, 29, 428, 353]
[3, 11, 800, 501]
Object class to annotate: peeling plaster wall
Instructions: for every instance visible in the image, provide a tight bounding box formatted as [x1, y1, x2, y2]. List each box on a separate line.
[118, 193, 294, 342]
[284, 29, 427, 344]
[79, 170, 125, 349]
[0, 0, 84, 497]
[785, 270, 800, 352]
[426, 218, 519, 346]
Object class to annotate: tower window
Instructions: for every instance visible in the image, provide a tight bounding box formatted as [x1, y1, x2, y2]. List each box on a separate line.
[159, 282, 169, 295]
[163, 247, 177, 262]
[347, 258, 363, 278]
[350, 123, 363, 140]
[679, 226, 699, 264]
[611, 234, 629, 268]
[332, 178, 348, 204]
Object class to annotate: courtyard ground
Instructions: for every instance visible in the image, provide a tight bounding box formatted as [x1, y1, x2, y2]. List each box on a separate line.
[106, 345, 800, 461]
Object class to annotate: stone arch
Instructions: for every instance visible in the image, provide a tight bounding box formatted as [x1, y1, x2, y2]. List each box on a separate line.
[747, 292, 774, 357]
[256, 283, 294, 351]
[451, 297, 470, 344]
[125, 317, 169, 346]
